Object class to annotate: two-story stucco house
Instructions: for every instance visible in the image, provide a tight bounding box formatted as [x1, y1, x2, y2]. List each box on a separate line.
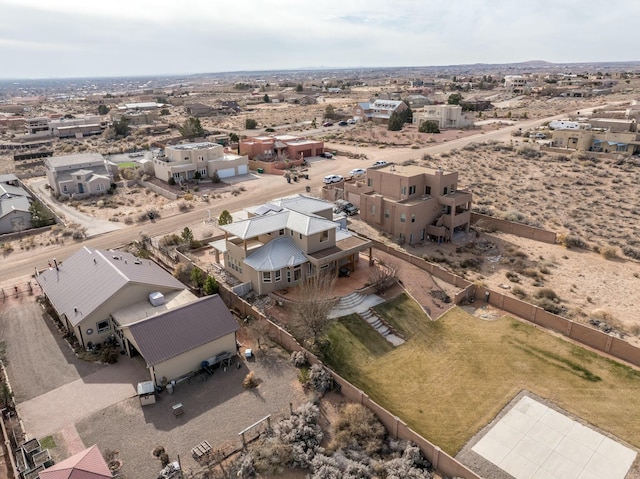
[152, 142, 249, 183]
[343, 164, 472, 244]
[352, 100, 408, 123]
[210, 195, 372, 295]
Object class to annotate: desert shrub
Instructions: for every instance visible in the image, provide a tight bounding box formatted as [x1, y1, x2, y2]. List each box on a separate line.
[290, 351, 308, 368]
[178, 201, 192, 212]
[183, 192, 193, 201]
[172, 263, 192, 282]
[330, 403, 385, 455]
[518, 146, 541, 158]
[622, 246, 640, 260]
[243, 371, 258, 388]
[558, 234, 588, 250]
[308, 364, 333, 394]
[100, 348, 119, 364]
[536, 298, 563, 314]
[160, 453, 170, 467]
[506, 271, 520, 283]
[160, 234, 181, 247]
[153, 446, 165, 457]
[272, 402, 324, 469]
[600, 246, 618, 260]
[534, 288, 559, 302]
[459, 257, 483, 270]
[511, 286, 527, 299]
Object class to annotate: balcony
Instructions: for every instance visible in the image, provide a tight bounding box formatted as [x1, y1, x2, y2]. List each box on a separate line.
[438, 189, 472, 207]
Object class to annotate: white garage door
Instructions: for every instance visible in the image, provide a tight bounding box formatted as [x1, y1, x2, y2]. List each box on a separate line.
[238, 165, 248, 175]
[217, 168, 235, 178]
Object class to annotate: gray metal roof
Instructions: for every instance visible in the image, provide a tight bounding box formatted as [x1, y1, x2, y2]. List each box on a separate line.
[0, 183, 30, 199]
[37, 247, 185, 326]
[0, 196, 30, 218]
[221, 209, 336, 239]
[46, 153, 106, 170]
[272, 194, 333, 216]
[0, 174, 19, 183]
[126, 295, 239, 366]
[244, 236, 307, 271]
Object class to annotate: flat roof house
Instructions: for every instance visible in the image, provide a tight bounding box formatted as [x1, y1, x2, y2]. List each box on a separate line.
[210, 195, 372, 295]
[344, 164, 472, 244]
[153, 142, 249, 183]
[412, 104, 474, 129]
[45, 153, 116, 198]
[239, 135, 325, 162]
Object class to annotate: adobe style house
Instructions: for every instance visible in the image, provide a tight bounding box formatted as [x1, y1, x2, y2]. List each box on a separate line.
[45, 153, 116, 198]
[551, 129, 640, 155]
[37, 247, 239, 386]
[152, 142, 249, 183]
[343, 164, 472, 244]
[412, 105, 474, 129]
[109, 101, 165, 126]
[240, 135, 325, 161]
[210, 195, 372, 295]
[0, 174, 32, 234]
[352, 99, 408, 123]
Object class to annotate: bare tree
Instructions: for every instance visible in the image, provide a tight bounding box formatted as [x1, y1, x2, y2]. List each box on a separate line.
[369, 260, 399, 294]
[292, 273, 337, 347]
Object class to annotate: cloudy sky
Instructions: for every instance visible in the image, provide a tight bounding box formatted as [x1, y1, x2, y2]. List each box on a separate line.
[1, 0, 637, 79]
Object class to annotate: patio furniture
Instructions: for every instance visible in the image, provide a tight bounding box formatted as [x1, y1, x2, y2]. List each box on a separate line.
[172, 403, 184, 417]
[191, 441, 211, 459]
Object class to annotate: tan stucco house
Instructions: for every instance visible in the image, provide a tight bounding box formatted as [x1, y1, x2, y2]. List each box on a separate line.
[153, 142, 249, 183]
[343, 164, 472, 244]
[37, 246, 239, 386]
[45, 153, 115, 198]
[210, 195, 372, 295]
[412, 104, 474, 129]
[352, 100, 408, 123]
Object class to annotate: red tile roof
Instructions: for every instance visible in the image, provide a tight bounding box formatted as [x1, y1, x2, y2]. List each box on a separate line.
[38, 445, 111, 479]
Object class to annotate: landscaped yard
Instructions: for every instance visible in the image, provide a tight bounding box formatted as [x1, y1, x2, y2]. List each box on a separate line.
[325, 293, 640, 455]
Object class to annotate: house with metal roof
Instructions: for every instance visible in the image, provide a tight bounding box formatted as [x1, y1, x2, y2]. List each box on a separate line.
[37, 246, 241, 385]
[117, 294, 239, 385]
[36, 246, 187, 350]
[38, 444, 111, 479]
[352, 99, 408, 124]
[211, 195, 372, 295]
[0, 179, 32, 234]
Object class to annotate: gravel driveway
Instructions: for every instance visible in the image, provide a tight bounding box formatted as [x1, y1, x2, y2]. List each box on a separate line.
[0, 294, 105, 402]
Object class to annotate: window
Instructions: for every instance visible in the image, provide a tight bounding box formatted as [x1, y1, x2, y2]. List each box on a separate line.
[299, 233, 302, 240]
[198, 155, 204, 162]
[262, 272, 272, 283]
[320, 230, 329, 242]
[450, 184, 455, 193]
[275, 270, 281, 282]
[409, 185, 416, 195]
[290, 230, 293, 236]
[411, 214, 415, 223]
[173, 172, 181, 179]
[200, 168, 207, 176]
[401, 186, 407, 195]
[367, 178, 373, 187]
[184, 156, 189, 161]
[443, 187, 448, 195]
[294, 265, 301, 281]
[279, 229, 285, 236]
[97, 320, 110, 333]
[425, 186, 431, 195]
[77, 175, 81, 180]
[384, 209, 390, 218]
[400, 213, 406, 223]
[371, 205, 376, 215]
[441, 205, 447, 213]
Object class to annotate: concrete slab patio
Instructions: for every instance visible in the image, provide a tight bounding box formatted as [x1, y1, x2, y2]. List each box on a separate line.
[471, 395, 637, 479]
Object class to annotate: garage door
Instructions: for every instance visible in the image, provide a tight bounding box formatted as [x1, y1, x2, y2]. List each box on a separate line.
[238, 165, 248, 175]
[217, 168, 235, 178]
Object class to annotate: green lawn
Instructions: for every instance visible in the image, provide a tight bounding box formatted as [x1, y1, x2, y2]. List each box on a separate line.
[325, 293, 640, 455]
[117, 162, 137, 169]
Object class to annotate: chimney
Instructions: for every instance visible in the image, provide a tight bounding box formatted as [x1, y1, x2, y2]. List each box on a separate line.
[53, 258, 58, 271]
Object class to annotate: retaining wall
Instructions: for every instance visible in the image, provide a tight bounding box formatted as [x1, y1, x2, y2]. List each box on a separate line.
[471, 213, 557, 244]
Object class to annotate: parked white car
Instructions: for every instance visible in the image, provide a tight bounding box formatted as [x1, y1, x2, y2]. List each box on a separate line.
[323, 174, 344, 184]
[372, 161, 389, 167]
[349, 168, 366, 177]
[347, 118, 357, 125]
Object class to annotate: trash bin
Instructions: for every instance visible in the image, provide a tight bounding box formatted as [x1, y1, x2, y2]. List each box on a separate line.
[166, 383, 174, 394]
[306, 186, 311, 193]
[257, 168, 264, 174]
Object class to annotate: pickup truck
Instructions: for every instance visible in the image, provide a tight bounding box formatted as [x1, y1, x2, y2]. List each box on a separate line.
[334, 199, 359, 216]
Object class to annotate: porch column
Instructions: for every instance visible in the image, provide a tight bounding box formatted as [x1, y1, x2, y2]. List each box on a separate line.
[369, 247, 373, 265]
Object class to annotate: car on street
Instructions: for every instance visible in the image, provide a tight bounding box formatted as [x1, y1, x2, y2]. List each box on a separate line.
[319, 152, 333, 158]
[322, 122, 334, 127]
[323, 174, 344, 184]
[347, 118, 357, 125]
[349, 168, 366, 178]
[372, 161, 389, 167]
[338, 121, 348, 126]
[334, 199, 359, 216]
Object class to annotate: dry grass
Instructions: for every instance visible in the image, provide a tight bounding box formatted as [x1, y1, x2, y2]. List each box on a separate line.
[325, 293, 640, 455]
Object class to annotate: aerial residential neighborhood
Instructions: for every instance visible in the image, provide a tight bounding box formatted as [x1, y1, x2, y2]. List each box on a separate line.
[1, 3, 640, 479]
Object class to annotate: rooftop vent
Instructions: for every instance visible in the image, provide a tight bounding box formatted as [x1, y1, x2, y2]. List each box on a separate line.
[149, 292, 165, 307]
